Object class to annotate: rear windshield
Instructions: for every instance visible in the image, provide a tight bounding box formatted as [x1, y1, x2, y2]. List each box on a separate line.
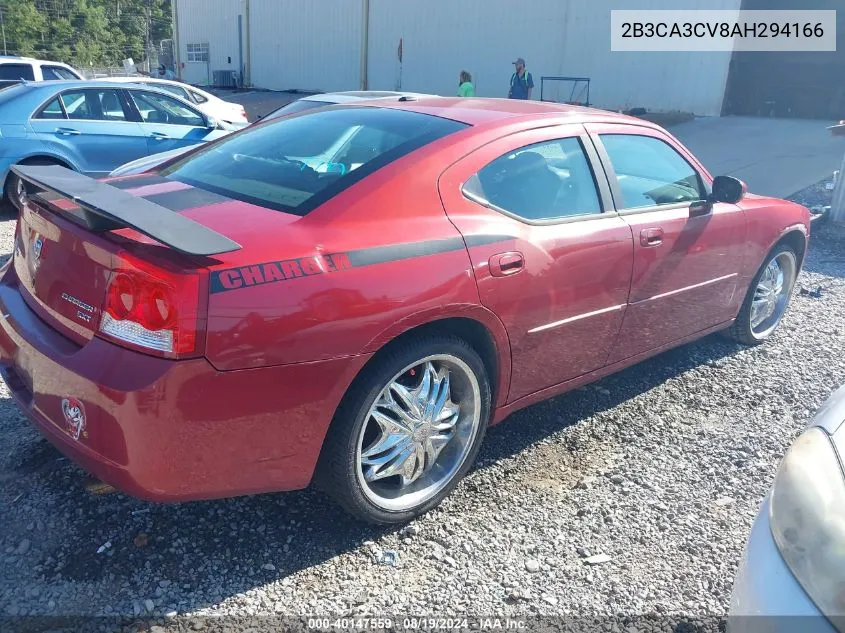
[263, 99, 333, 120]
[161, 106, 467, 215]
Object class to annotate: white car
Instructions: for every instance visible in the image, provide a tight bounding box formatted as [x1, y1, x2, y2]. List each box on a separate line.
[104, 76, 249, 128]
[0, 56, 82, 88]
[109, 90, 436, 177]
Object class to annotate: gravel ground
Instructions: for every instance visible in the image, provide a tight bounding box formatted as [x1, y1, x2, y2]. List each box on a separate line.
[2, 185, 845, 633]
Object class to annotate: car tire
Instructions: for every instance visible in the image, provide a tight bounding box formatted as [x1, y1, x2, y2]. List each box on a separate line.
[3, 159, 61, 213]
[316, 334, 491, 524]
[728, 243, 798, 346]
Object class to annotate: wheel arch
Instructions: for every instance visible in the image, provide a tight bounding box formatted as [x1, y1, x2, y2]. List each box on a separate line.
[360, 309, 511, 409]
[3, 154, 75, 192]
[772, 227, 808, 271]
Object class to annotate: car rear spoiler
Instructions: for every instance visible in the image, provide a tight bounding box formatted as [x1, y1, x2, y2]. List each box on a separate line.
[11, 165, 241, 257]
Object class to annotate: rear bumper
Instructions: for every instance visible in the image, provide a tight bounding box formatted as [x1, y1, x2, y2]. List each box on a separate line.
[0, 264, 369, 502]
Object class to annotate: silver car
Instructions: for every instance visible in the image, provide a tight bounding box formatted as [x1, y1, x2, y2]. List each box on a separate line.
[729, 383, 845, 633]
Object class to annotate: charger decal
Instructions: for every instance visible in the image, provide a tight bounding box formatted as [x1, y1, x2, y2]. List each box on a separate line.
[211, 253, 353, 293]
[209, 236, 514, 294]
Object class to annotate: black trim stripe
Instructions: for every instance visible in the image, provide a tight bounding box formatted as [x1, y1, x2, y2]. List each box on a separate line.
[143, 187, 231, 212]
[107, 174, 170, 190]
[465, 234, 517, 247]
[210, 235, 513, 294]
[346, 237, 465, 267]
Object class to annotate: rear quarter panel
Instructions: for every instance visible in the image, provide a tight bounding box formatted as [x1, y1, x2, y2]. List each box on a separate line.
[202, 133, 508, 383]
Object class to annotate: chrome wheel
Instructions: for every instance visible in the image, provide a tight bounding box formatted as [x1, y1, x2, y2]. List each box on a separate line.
[750, 251, 796, 338]
[356, 354, 481, 512]
[12, 176, 26, 210]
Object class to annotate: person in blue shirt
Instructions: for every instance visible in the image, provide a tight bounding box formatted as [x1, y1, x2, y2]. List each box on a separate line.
[508, 57, 534, 100]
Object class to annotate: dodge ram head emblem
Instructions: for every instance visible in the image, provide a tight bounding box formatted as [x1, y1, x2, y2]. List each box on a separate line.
[61, 397, 86, 440]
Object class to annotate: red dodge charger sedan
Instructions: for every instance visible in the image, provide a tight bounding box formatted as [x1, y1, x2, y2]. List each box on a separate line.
[3, 98, 809, 523]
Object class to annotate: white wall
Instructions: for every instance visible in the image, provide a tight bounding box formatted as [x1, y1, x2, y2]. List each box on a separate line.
[366, 0, 741, 116]
[248, 0, 364, 92]
[176, 0, 743, 116]
[176, 0, 245, 86]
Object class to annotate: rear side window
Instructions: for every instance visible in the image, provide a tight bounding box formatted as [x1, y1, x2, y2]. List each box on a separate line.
[37, 97, 65, 119]
[143, 82, 191, 101]
[463, 137, 603, 221]
[0, 64, 35, 81]
[599, 134, 705, 209]
[161, 107, 467, 215]
[42, 66, 79, 80]
[61, 89, 127, 121]
[189, 89, 208, 104]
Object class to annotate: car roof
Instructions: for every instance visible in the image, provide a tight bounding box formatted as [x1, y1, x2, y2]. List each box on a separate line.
[0, 56, 73, 66]
[375, 96, 644, 127]
[19, 79, 177, 91]
[300, 90, 433, 104]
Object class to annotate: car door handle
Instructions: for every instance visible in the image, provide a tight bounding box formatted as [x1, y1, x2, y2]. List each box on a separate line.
[150, 132, 171, 140]
[55, 127, 81, 136]
[640, 228, 664, 247]
[489, 252, 524, 277]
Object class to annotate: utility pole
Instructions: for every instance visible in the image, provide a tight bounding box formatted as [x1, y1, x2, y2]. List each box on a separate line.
[830, 122, 845, 225]
[146, 0, 153, 71]
[1, 5, 7, 56]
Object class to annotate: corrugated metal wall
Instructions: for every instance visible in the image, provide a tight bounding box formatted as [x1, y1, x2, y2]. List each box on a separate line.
[175, 0, 743, 116]
[366, 0, 742, 116]
[176, 0, 245, 86]
[248, 0, 363, 92]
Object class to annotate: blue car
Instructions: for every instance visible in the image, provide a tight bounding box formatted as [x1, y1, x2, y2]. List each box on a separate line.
[0, 80, 230, 209]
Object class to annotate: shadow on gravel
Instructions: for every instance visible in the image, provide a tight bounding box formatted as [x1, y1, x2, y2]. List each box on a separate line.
[0, 329, 743, 616]
[479, 333, 741, 467]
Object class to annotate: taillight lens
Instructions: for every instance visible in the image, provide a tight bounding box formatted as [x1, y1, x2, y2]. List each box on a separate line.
[99, 252, 204, 358]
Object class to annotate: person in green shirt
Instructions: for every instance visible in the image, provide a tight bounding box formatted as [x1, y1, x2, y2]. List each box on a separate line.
[458, 71, 475, 97]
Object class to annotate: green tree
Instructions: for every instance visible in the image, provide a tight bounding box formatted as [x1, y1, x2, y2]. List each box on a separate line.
[2, 0, 47, 57]
[0, 0, 171, 68]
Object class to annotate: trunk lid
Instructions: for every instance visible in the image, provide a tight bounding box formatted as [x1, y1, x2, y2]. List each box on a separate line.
[15, 202, 115, 344]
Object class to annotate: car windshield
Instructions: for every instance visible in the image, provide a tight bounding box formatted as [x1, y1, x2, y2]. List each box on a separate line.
[160, 106, 467, 215]
[263, 99, 333, 120]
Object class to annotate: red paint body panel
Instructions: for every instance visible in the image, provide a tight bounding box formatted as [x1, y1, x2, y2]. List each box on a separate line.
[0, 264, 369, 500]
[438, 124, 634, 402]
[0, 100, 811, 501]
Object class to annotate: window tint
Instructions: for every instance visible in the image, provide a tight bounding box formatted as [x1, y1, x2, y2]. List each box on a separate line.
[463, 137, 602, 221]
[264, 99, 332, 120]
[189, 89, 208, 104]
[60, 89, 127, 121]
[42, 66, 78, 80]
[0, 64, 35, 81]
[37, 97, 65, 119]
[131, 91, 204, 126]
[161, 107, 467, 215]
[599, 134, 705, 209]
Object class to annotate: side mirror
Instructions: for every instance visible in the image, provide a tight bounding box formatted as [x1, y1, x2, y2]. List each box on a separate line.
[711, 175, 746, 204]
[205, 116, 219, 130]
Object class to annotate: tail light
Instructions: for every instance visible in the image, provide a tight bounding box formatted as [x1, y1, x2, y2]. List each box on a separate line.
[98, 251, 205, 359]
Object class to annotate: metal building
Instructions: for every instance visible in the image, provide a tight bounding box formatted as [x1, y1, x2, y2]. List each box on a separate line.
[172, 0, 746, 117]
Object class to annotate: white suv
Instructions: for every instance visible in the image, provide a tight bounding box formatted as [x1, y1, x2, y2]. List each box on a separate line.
[0, 56, 83, 89]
